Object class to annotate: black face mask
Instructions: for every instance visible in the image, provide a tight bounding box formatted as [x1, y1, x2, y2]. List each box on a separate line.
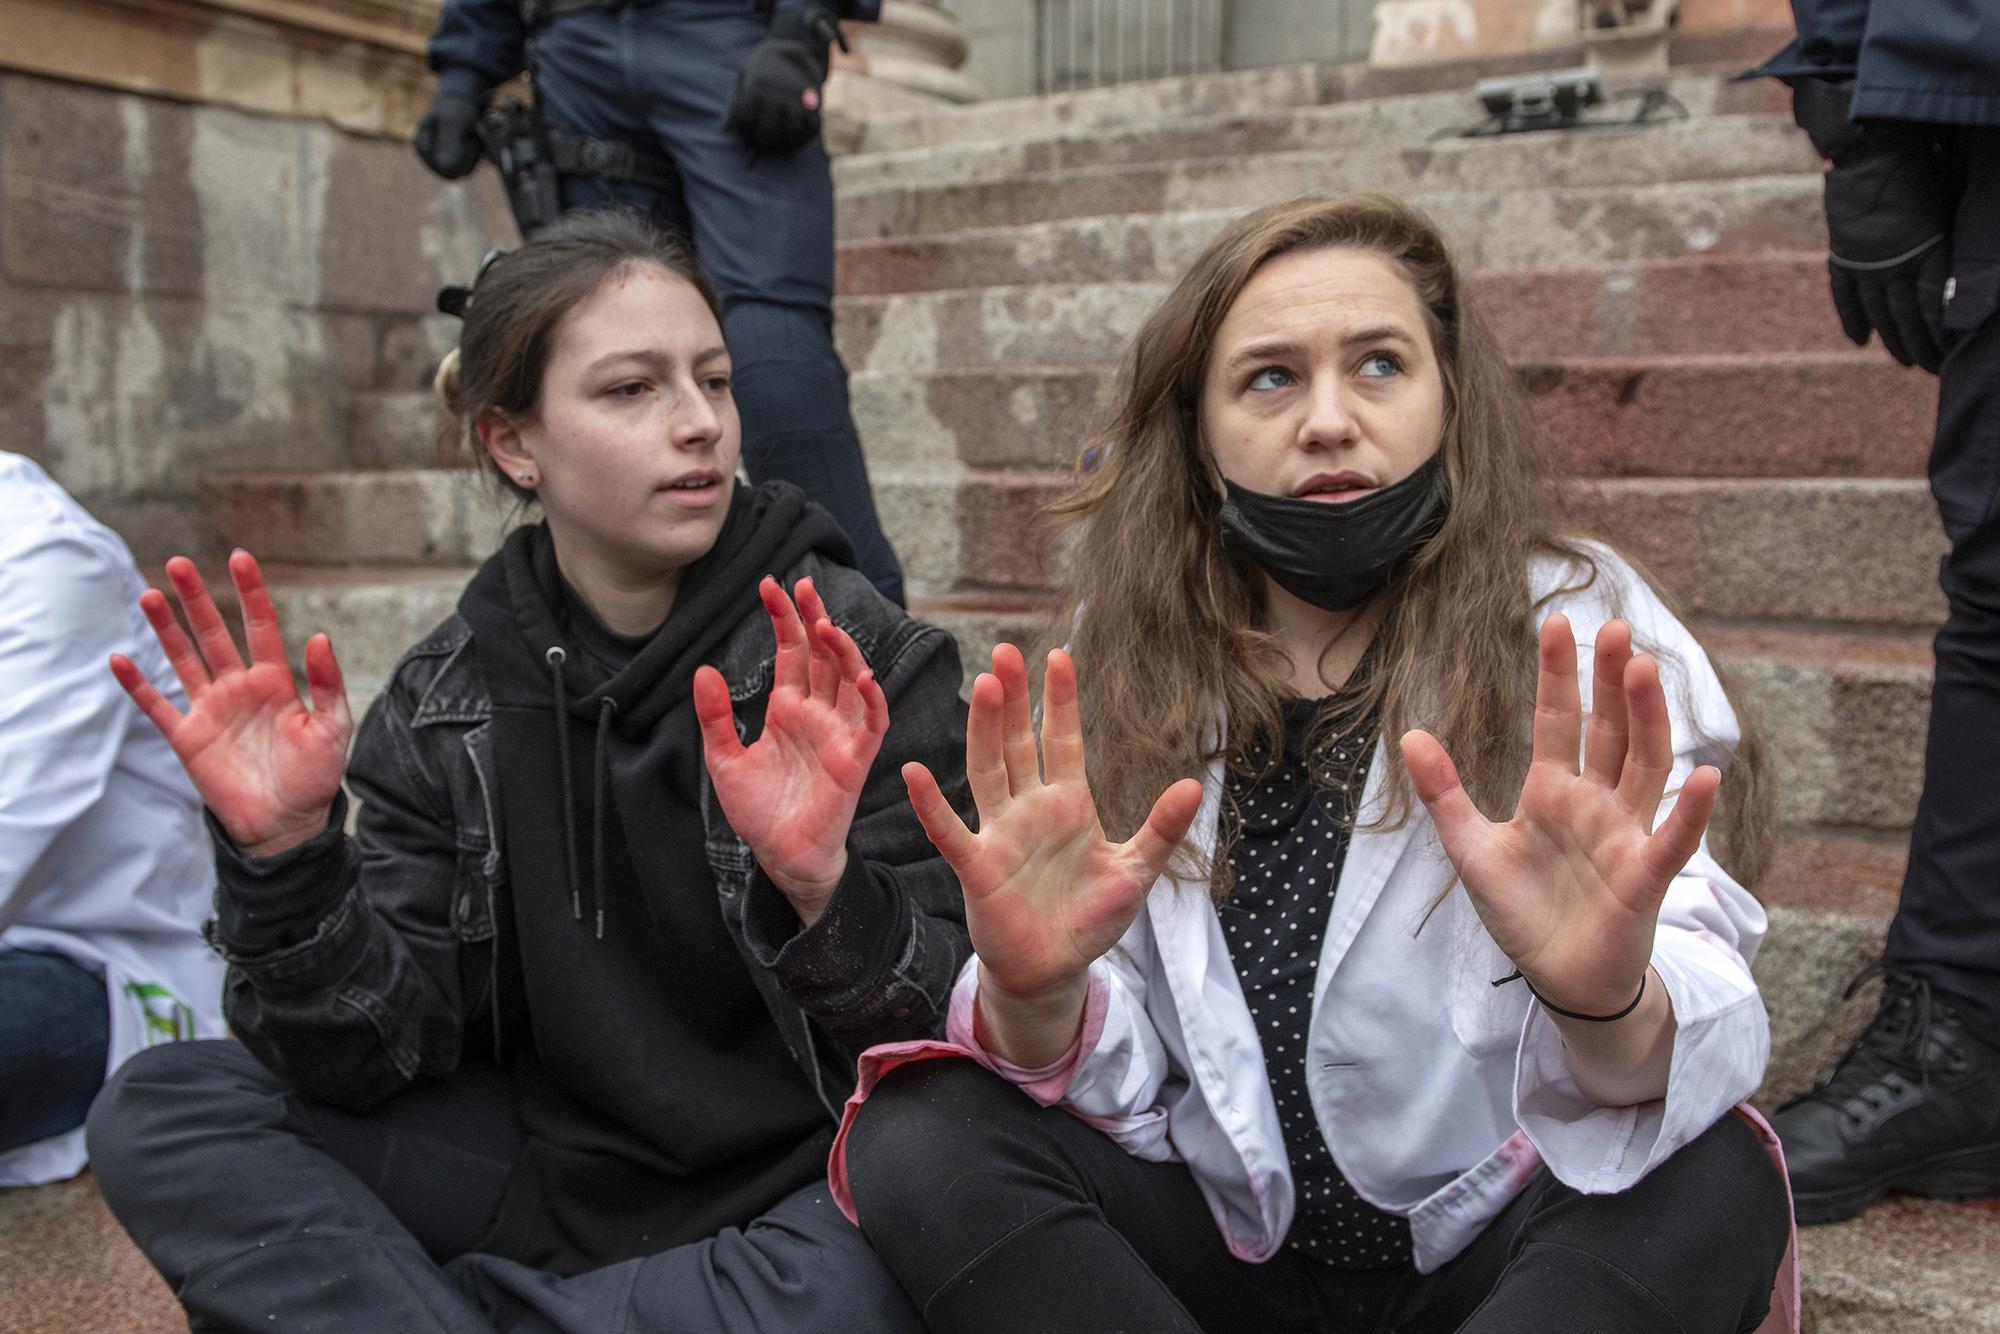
[1217, 453, 1449, 612]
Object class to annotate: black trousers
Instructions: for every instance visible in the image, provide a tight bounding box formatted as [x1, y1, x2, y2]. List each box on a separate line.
[85, 1040, 921, 1334]
[1885, 128, 2000, 1037]
[844, 1061, 1791, 1334]
[528, 1, 905, 607]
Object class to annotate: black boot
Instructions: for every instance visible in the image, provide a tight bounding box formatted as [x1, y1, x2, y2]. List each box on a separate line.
[1773, 965, 2000, 1225]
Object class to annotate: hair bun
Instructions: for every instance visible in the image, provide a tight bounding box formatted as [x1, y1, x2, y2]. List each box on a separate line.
[432, 347, 463, 410]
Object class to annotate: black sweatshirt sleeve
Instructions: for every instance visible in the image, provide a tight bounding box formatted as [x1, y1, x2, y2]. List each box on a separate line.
[210, 682, 474, 1113]
[738, 606, 973, 1055]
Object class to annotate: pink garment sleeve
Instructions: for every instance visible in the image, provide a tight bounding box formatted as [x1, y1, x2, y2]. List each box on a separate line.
[826, 970, 1109, 1223]
[1735, 1103, 1801, 1334]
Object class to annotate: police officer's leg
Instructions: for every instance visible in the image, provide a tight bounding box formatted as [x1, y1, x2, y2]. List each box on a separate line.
[518, 8, 692, 234]
[1777, 130, 2000, 1225]
[1885, 128, 2000, 1036]
[88, 1040, 520, 1332]
[630, 2, 905, 606]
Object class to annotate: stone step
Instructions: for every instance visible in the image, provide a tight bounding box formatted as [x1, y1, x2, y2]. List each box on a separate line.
[916, 593, 1934, 837]
[849, 354, 1936, 480]
[837, 168, 1826, 297]
[856, 61, 1336, 155]
[311, 357, 1943, 618]
[851, 30, 1794, 156]
[882, 468, 1947, 627]
[1796, 1199, 2000, 1334]
[238, 556, 1934, 839]
[837, 115, 1819, 240]
[204, 468, 518, 568]
[346, 389, 456, 471]
[834, 74, 1789, 194]
[261, 563, 472, 708]
[836, 257, 1858, 370]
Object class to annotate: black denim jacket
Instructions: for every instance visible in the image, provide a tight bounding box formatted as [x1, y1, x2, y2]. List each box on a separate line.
[205, 553, 971, 1118]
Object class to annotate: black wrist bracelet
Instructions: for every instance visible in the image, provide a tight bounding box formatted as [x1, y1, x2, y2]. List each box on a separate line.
[1491, 970, 1646, 1023]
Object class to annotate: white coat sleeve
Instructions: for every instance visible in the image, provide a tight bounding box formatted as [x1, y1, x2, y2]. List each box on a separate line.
[0, 529, 156, 933]
[1511, 573, 1771, 1194]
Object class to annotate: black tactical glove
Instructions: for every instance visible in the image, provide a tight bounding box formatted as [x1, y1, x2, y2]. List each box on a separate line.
[725, 5, 846, 153]
[414, 90, 484, 180]
[1792, 77, 1955, 374]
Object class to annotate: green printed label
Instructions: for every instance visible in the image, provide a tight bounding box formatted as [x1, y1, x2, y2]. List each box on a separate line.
[123, 981, 195, 1044]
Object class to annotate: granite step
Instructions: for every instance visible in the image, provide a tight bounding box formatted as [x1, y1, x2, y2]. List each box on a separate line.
[849, 354, 1936, 480]
[346, 388, 456, 472]
[838, 174, 1825, 297]
[226, 559, 1934, 840]
[833, 74, 1790, 194]
[882, 469, 1947, 628]
[916, 594, 1934, 836]
[836, 257, 1861, 372]
[850, 29, 1794, 155]
[226, 424, 1944, 626]
[854, 60, 1338, 155]
[836, 115, 1819, 240]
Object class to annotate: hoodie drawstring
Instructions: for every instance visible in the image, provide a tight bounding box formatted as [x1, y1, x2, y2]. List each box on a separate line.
[546, 647, 582, 925]
[545, 645, 619, 941]
[591, 697, 617, 939]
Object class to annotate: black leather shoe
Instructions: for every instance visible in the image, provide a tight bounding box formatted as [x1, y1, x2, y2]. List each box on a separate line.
[1773, 965, 2000, 1224]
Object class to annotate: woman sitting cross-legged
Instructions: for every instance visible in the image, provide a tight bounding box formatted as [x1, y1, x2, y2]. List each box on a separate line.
[837, 194, 1797, 1334]
[85, 209, 969, 1334]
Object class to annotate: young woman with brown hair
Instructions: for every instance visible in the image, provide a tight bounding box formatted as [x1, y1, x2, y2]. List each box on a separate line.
[84, 209, 968, 1333]
[837, 194, 1798, 1333]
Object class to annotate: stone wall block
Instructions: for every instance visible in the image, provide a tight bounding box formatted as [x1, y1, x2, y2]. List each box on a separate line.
[186, 109, 315, 305]
[377, 315, 464, 391]
[0, 76, 140, 291]
[35, 294, 348, 504]
[315, 130, 510, 315]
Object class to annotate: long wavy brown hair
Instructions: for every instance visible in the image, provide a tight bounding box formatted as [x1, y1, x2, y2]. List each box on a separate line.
[1039, 194, 1773, 903]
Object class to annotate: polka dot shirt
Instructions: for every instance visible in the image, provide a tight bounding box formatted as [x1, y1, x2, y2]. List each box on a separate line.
[1219, 695, 1413, 1271]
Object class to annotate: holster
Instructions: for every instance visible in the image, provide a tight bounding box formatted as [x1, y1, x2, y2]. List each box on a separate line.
[478, 97, 682, 239]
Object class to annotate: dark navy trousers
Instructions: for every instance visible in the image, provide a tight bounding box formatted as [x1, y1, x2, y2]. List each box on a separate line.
[0, 947, 107, 1153]
[1885, 129, 2000, 1036]
[530, 1, 904, 604]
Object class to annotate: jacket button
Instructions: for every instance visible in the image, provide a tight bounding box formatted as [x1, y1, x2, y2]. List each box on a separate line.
[892, 1006, 910, 1020]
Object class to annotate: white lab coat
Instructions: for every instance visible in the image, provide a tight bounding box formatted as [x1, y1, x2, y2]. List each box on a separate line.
[0, 454, 225, 1185]
[952, 546, 1770, 1271]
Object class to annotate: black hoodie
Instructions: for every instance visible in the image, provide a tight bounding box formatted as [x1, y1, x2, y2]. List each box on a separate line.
[456, 483, 851, 1272]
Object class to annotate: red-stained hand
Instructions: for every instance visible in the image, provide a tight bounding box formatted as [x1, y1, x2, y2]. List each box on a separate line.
[1400, 615, 1721, 1018]
[695, 576, 888, 921]
[902, 645, 1205, 1003]
[109, 552, 351, 858]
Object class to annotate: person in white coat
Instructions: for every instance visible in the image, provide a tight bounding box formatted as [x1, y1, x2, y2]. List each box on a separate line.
[833, 195, 1798, 1332]
[0, 452, 224, 1186]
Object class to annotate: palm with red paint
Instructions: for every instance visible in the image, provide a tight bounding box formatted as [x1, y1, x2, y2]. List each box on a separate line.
[1400, 615, 1721, 1018]
[695, 576, 889, 915]
[110, 552, 352, 859]
[903, 645, 1205, 1003]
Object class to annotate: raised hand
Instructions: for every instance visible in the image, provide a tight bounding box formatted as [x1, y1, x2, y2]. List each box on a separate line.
[695, 576, 888, 921]
[110, 552, 352, 858]
[1400, 615, 1719, 1020]
[902, 645, 1204, 1013]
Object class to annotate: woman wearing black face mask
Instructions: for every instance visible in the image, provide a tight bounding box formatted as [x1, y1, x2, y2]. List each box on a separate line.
[833, 194, 1803, 1334]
